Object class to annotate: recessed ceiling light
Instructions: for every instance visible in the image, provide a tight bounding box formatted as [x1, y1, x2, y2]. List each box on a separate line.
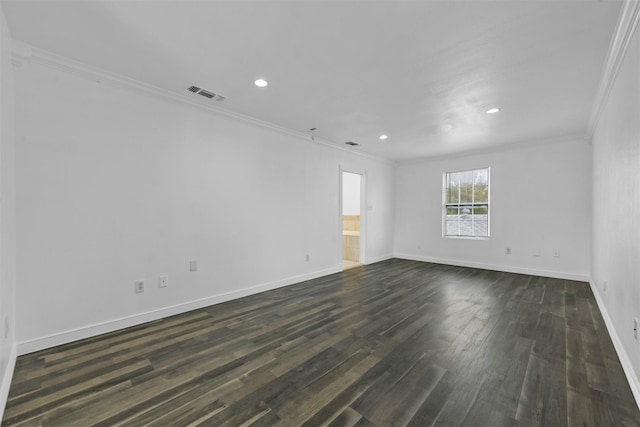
[254, 79, 268, 88]
[379, 134, 388, 140]
[486, 108, 500, 114]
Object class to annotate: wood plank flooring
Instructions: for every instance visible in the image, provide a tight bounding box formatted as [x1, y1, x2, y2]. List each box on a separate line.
[3, 259, 639, 426]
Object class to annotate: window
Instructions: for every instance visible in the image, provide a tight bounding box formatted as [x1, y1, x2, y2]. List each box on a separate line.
[443, 167, 490, 238]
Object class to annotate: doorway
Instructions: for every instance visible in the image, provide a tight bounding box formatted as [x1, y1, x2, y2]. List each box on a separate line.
[341, 170, 364, 271]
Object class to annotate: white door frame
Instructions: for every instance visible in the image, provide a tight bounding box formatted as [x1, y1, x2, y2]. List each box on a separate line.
[338, 166, 367, 268]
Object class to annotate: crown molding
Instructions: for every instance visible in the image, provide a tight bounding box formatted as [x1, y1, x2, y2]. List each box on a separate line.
[10, 39, 31, 68]
[586, 0, 640, 140]
[11, 41, 393, 165]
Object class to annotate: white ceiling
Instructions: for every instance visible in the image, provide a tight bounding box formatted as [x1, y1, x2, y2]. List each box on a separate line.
[3, 1, 622, 161]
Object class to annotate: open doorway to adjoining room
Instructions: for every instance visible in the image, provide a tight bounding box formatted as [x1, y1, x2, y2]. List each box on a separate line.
[341, 171, 364, 271]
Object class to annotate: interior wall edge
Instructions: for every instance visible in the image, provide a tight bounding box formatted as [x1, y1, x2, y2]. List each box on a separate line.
[364, 254, 395, 265]
[0, 343, 16, 422]
[0, 1, 17, 420]
[589, 278, 640, 411]
[17, 265, 341, 356]
[394, 253, 590, 282]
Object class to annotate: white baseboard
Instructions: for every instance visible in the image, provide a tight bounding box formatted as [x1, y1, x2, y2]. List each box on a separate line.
[589, 279, 640, 411]
[394, 253, 590, 282]
[393, 254, 639, 409]
[10, 259, 638, 414]
[365, 253, 395, 265]
[0, 343, 17, 422]
[17, 266, 341, 355]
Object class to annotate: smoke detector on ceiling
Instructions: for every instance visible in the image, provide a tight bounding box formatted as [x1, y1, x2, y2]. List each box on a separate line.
[187, 85, 226, 102]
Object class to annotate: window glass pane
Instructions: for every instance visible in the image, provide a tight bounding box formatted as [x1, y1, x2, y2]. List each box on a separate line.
[446, 187, 457, 204]
[446, 206, 459, 215]
[459, 205, 472, 216]
[474, 186, 488, 203]
[457, 218, 473, 235]
[473, 220, 488, 236]
[447, 173, 460, 203]
[443, 168, 489, 238]
[472, 205, 488, 237]
[459, 171, 473, 203]
[473, 205, 488, 215]
[446, 220, 459, 236]
[474, 169, 488, 186]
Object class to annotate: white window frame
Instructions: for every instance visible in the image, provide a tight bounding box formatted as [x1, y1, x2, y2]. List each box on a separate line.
[442, 167, 490, 239]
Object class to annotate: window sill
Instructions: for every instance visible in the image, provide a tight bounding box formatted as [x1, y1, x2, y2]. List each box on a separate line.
[443, 235, 490, 241]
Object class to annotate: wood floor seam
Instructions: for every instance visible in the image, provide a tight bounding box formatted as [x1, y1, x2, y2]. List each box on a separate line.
[2, 259, 639, 426]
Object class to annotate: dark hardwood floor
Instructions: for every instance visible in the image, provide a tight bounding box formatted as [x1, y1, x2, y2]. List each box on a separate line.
[3, 259, 640, 426]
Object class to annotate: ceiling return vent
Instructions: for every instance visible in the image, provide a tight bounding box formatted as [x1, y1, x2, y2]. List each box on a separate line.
[187, 85, 226, 102]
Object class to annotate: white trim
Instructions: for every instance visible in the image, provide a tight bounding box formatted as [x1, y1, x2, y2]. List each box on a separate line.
[338, 166, 345, 268]
[360, 171, 367, 265]
[442, 166, 491, 239]
[389, 253, 640, 410]
[11, 41, 393, 165]
[10, 38, 30, 68]
[586, 0, 640, 140]
[394, 253, 590, 282]
[364, 254, 395, 265]
[339, 168, 367, 268]
[0, 343, 17, 422]
[589, 279, 640, 411]
[17, 266, 340, 355]
[360, 171, 367, 266]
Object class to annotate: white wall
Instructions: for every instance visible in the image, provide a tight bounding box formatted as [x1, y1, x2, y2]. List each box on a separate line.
[591, 18, 640, 397]
[342, 171, 361, 215]
[0, 3, 17, 420]
[14, 56, 395, 351]
[394, 138, 591, 280]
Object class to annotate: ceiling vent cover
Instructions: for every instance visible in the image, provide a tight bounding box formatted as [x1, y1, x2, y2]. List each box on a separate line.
[187, 86, 226, 102]
[345, 141, 359, 147]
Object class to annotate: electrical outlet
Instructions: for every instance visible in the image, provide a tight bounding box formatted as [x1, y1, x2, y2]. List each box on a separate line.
[505, 247, 511, 255]
[553, 250, 560, 258]
[134, 280, 145, 293]
[190, 260, 198, 272]
[305, 254, 310, 262]
[159, 275, 168, 288]
[634, 318, 638, 340]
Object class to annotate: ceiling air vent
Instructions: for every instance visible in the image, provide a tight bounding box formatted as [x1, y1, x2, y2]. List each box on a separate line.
[197, 89, 216, 99]
[345, 141, 359, 147]
[187, 86, 226, 102]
